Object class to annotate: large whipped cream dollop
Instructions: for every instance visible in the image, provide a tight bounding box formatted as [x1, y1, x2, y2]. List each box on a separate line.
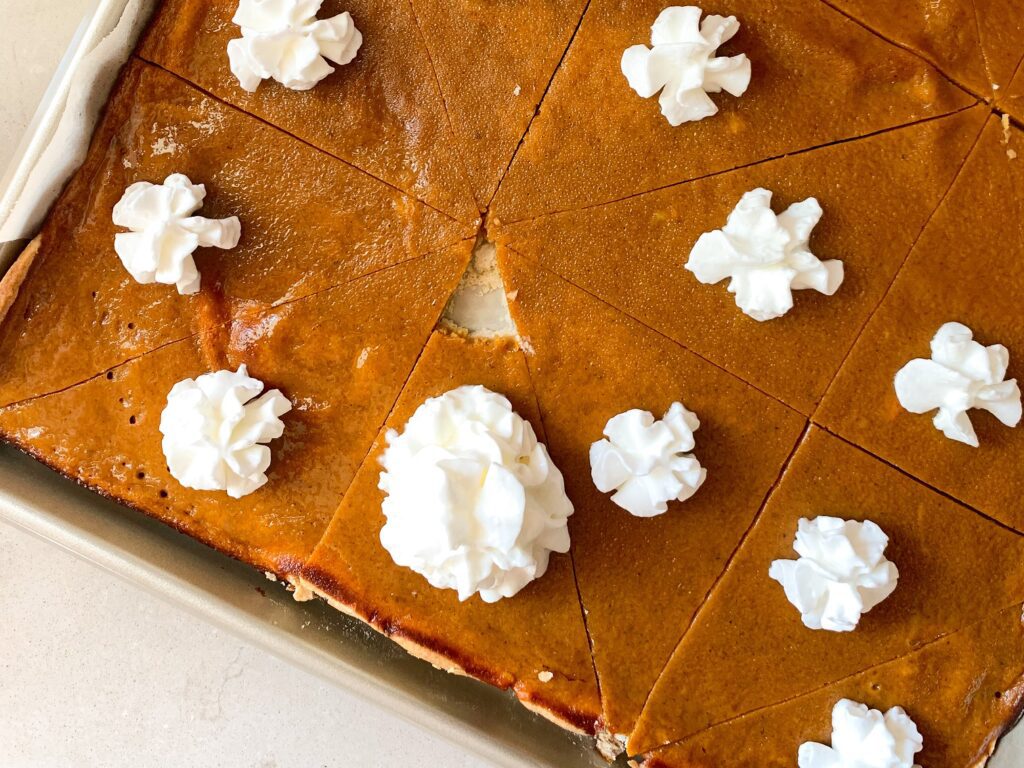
[894, 322, 1022, 447]
[112, 174, 240, 295]
[621, 6, 751, 125]
[687, 188, 844, 321]
[798, 699, 923, 768]
[590, 402, 706, 518]
[160, 365, 292, 499]
[769, 517, 898, 633]
[378, 385, 574, 603]
[227, 0, 362, 92]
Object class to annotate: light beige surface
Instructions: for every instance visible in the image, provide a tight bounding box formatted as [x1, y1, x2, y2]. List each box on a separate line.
[0, 3, 489, 766]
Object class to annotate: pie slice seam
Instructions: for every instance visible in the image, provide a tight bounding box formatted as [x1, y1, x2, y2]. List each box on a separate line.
[402, 0, 485, 215]
[486, 0, 596, 211]
[506, 245, 806, 418]
[636, 599, 1024, 763]
[810, 110, 991, 420]
[811, 423, 1024, 539]
[133, 54, 474, 230]
[499, 101, 984, 228]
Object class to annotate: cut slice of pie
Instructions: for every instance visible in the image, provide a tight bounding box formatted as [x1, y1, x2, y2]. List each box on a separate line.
[138, 0, 480, 224]
[817, 116, 1024, 533]
[408, 0, 589, 205]
[498, 106, 987, 415]
[0, 59, 471, 409]
[639, 603, 1024, 768]
[489, 0, 974, 223]
[496, 250, 807, 743]
[629, 427, 1024, 754]
[296, 330, 602, 733]
[0, 244, 471, 576]
[824, 0, 990, 96]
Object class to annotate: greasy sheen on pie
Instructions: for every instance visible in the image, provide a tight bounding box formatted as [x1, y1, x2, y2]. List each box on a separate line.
[0, 1, 1022, 765]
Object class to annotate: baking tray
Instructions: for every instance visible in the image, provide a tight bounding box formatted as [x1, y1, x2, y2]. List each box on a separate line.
[0, 2, 1021, 766]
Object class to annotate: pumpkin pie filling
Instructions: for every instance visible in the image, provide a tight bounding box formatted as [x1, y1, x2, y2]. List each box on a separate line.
[1002, 65, 1024, 122]
[0, 243, 471, 575]
[498, 106, 988, 414]
[489, 0, 973, 224]
[629, 427, 1024, 754]
[498, 249, 807, 741]
[0, 58, 471, 410]
[138, 0, 481, 224]
[817, 117, 1024, 533]
[406, 0, 590, 206]
[297, 331, 602, 733]
[639, 602, 1024, 768]
[0, 0, 1022, 762]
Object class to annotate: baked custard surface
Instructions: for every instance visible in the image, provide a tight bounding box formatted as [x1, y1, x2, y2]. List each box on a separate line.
[1, 0, 1023, 763]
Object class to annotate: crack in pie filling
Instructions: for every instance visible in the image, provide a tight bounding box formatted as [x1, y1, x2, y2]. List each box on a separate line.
[1, 0, 1023, 763]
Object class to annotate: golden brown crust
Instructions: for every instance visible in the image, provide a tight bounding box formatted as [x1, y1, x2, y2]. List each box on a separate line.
[293, 572, 594, 736]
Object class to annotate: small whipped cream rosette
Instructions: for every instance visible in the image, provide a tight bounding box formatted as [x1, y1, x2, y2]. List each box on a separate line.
[894, 322, 1021, 447]
[798, 699, 923, 768]
[378, 385, 574, 603]
[769, 517, 898, 633]
[160, 365, 292, 499]
[687, 188, 844, 321]
[228, 0, 363, 92]
[112, 174, 240, 295]
[621, 6, 751, 125]
[590, 402, 707, 518]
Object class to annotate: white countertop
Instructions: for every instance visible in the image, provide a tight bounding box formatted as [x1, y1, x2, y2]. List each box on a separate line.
[0, 4, 486, 766]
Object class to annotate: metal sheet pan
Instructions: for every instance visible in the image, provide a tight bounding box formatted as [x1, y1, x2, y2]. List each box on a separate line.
[0, 2, 1020, 766]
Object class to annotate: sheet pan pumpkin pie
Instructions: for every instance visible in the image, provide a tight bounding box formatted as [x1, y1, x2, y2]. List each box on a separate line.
[1, 0, 1023, 765]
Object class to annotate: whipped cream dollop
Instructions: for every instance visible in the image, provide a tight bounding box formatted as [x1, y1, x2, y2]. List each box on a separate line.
[621, 6, 751, 125]
[769, 517, 898, 633]
[894, 322, 1022, 447]
[378, 385, 574, 603]
[686, 188, 843, 321]
[799, 699, 923, 768]
[227, 0, 362, 92]
[160, 365, 292, 499]
[112, 174, 240, 295]
[590, 402, 706, 518]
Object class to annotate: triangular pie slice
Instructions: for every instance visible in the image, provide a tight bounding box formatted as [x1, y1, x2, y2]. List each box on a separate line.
[629, 427, 1024, 754]
[0, 59, 471, 409]
[297, 330, 602, 734]
[489, 0, 974, 224]
[499, 107, 987, 415]
[0, 245, 470, 576]
[824, 0, 990, 96]
[139, 0, 480, 224]
[408, 0, 589, 205]
[639, 603, 1024, 768]
[496, 250, 807, 743]
[817, 116, 1024, 533]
